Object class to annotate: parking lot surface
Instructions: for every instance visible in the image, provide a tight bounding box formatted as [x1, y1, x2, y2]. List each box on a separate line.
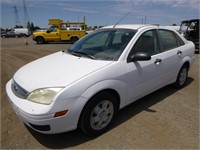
[1, 37, 199, 149]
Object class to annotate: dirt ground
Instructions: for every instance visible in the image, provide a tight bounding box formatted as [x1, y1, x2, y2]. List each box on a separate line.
[1, 37, 199, 149]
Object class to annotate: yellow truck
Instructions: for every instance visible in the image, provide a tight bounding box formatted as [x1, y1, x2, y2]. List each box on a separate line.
[33, 18, 87, 44]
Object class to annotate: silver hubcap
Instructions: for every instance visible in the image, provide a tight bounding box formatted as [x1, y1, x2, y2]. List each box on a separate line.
[179, 68, 187, 86]
[90, 100, 114, 130]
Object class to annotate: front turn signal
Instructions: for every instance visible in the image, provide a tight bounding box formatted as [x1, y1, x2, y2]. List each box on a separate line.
[54, 110, 68, 118]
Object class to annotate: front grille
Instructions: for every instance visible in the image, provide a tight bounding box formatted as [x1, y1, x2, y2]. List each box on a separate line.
[11, 80, 29, 99]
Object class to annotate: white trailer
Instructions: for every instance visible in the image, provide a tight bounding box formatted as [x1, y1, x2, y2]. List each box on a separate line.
[13, 28, 30, 36]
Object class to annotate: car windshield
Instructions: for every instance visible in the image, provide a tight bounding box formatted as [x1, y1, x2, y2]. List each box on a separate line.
[67, 29, 136, 60]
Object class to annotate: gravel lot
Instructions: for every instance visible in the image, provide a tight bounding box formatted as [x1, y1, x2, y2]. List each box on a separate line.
[1, 37, 199, 149]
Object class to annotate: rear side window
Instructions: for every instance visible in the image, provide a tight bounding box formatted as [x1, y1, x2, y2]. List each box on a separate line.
[159, 30, 179, 51]
[175, 34, 185, 46]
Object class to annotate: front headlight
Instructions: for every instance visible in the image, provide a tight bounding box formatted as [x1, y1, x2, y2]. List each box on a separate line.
[27, 88, 63, 105]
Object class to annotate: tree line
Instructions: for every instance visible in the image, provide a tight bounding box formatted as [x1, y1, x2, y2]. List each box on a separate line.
[1, 21, 40, 32]
[1, 22, 105, 33]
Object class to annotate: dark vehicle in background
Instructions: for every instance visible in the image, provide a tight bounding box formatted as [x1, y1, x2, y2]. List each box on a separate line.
[1, 31, 22, 38]
[1, 31, 6, 38]
[179, 19, 199, 51]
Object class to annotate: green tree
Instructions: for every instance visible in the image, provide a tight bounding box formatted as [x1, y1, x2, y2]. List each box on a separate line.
[30, 22, 35, 31]
[15, 25, 23, 28]
[27, 21, 31, 30]
[34, 26, 40, 30]
[27, 22, 37, 31]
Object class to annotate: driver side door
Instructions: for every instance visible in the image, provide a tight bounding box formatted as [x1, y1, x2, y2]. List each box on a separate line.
[45, 26, 60, 41]
[126, 29, 164, 104]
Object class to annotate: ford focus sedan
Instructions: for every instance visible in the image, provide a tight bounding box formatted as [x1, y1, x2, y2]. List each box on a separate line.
[6, 25, 195, 136]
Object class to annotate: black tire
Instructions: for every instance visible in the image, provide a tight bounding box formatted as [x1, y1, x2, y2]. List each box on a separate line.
[79, 92, 119, 136]
[36, 36, 45, 44]
[70, 37, 78, 44]
[174, 64, 189, 88]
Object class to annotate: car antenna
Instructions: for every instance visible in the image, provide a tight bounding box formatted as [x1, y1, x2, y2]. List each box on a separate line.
[113, 5, 135, 28]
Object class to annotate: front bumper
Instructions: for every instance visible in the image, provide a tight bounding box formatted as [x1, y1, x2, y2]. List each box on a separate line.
[6, 80, 86, 134]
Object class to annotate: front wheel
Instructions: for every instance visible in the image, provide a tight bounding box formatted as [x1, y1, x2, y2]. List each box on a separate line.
[79, 92, 119, 136]
[36, 37, 45, 44]
[174, 64, 189, 88]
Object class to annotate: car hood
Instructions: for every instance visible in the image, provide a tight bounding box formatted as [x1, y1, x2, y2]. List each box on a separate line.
[13, 52, 113, 92]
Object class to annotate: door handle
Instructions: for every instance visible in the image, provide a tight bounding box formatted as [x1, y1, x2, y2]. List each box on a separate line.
[177, 50, 182, 56]
[154, 58, 162, 65]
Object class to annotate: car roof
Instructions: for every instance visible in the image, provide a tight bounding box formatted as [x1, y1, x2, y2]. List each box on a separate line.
[101, 24, 181, 33]
[181, 19, 200, 23]
[102, 24, 159, 30]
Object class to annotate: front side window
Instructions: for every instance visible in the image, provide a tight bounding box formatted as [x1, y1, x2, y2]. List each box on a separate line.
[68, 29, 136, 60]
[159, 30, 178, 51]
[188, 22, 196, 31]
[180, 22, 189, 36]
[128, 30, 160, 58]
[47, 26, 57, 32]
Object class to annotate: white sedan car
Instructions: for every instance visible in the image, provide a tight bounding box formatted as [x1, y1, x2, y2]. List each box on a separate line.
[6, 24, 195, 136]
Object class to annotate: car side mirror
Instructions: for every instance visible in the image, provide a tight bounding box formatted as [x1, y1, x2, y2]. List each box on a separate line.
[129, 52, 151, 62]
[46, 30, 50, 33]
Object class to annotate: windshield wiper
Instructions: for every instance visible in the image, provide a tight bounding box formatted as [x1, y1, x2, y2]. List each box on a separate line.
[70, 51, 95, 60]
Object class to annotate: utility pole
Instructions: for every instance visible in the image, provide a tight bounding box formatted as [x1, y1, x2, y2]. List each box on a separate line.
[23, 0, 29, 28]
[13, 5, 21, 27]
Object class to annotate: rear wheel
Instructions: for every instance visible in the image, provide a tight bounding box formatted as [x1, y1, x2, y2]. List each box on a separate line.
[174, 64, 189, 88]
[79, 92, 119, 136]
[36, 37, 45, 44]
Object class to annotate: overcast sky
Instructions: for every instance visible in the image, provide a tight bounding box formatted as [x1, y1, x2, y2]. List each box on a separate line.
[1, 0, 199, 29]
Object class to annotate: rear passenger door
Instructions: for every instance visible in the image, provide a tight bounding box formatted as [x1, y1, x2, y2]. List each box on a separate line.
[157, 29, 185, 83]
[126, 29, 185, 104]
